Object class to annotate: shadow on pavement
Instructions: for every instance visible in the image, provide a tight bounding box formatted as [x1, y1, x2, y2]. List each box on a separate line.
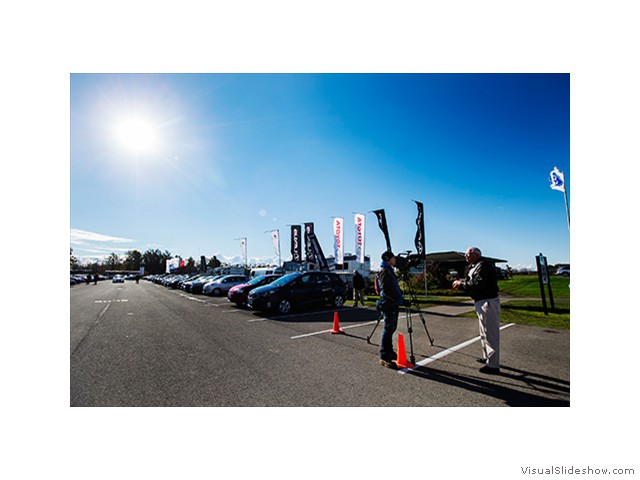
[407, 366, 569, 407]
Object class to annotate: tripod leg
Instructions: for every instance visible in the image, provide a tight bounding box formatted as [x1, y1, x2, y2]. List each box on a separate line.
[366, 313, 383, 344]
[409, 291, 435, 346]
[417, 310, 435, 345]
[408, 308, 417, 364]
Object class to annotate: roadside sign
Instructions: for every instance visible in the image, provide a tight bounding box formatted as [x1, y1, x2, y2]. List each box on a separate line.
[540, 256, 549, 285]
[536, 253, 555, 315]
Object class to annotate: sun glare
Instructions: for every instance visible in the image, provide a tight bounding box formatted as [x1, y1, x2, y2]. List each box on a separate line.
[116, 116, 157, 153]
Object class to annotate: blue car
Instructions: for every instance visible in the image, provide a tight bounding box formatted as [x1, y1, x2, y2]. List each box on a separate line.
[247, 271, 346, 314]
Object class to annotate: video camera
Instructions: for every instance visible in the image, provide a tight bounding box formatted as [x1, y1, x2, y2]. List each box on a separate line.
[394, 251, 423, 276]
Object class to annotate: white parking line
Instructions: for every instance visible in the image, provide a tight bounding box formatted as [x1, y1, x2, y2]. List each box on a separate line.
[270, 309, 337, 321]
[397, 323, 516, 374]
[290, 320, 379, 339]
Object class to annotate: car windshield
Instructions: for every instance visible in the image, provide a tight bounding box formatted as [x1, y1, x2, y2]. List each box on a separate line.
[247, 276, 267, 286]
[269, 273, 300, 287]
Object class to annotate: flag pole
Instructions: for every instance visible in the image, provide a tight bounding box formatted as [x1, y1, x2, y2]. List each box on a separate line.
[563, 187, 570, 230]
[278, 229, 281, 267]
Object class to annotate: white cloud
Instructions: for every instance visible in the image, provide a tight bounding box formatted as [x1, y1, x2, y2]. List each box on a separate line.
[70, 228, 134, 245]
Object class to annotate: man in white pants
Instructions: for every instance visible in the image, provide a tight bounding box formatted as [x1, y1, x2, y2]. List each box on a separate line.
[453, 247, 501, 374]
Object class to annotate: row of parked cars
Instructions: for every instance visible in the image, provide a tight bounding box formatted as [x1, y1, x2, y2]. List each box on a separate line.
[145, 271, 348, 315]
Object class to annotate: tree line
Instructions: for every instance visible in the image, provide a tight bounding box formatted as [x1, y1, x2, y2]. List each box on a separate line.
[70, 248, 222, 275]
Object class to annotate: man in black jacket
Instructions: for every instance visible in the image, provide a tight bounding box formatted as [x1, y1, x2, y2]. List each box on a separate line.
[453, 247, 501, 374]
[376, 251, 405, 368]
[352, 269, 366, 307]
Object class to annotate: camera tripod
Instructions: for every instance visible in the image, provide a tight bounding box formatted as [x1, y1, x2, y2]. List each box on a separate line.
[366, 277, 434, 364]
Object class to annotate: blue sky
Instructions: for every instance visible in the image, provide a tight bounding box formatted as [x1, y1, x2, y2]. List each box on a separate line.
[71, 73, 570, 269]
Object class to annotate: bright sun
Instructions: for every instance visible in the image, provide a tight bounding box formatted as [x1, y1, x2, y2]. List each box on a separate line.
[116, 116, 157, 153]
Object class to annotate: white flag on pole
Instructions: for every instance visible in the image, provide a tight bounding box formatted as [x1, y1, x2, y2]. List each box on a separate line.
[550, 166, 565, 192]
[271, 230, 280, 257]
[333, 217, 344, 266]
[240, 238, 247, 265]
[354, 213, 365, 264]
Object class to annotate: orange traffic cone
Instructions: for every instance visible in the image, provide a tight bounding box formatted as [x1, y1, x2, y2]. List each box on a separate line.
[395, 333, 414, 368]
[330, 311, 344, 334]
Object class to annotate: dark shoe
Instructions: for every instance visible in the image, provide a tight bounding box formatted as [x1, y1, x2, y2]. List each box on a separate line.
[476, 357, 487, 364]
[379, 358, 398, 369]
[479, 365, 500, 375]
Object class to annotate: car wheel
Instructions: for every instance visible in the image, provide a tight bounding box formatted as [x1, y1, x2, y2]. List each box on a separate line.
[278, 299, 291, 314]
[333, 295, 345, 308]
[213, 288, 222, 296]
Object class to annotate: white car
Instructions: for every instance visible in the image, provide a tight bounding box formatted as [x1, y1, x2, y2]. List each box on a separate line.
[202, 275, 249, 296]
[112, 274, 125, 283]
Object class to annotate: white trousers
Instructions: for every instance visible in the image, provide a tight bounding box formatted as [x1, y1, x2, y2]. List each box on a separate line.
[475, 297, 501, 369]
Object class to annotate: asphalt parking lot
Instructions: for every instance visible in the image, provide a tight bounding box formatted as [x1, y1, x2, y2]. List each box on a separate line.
[70, 280, 569, 407]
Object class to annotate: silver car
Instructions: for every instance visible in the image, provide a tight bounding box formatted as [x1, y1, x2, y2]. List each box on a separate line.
[202, 275, 249, 296]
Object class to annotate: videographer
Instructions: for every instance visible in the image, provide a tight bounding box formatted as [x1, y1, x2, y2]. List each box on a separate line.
[376, 251, 406, 369]
[452, 247, 501, 374]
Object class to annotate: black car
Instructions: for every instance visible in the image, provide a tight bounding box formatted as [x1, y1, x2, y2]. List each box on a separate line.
[247, 271, 346, 314]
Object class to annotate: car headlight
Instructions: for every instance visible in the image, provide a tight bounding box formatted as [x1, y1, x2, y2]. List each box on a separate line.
[250, 290, 267, 299]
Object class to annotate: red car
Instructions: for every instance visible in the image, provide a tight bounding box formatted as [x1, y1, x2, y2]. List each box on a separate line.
[227, 274, 282, 306]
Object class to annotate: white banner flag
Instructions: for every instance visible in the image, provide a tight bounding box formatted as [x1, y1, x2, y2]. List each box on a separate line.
[550, 166, 565, 192]
[333, 217, 344, 266]
[166, 257, 180, 273]
[271, 230, 280, 257]
[354, 213, 365, 264]
[240, 238, 247, 265]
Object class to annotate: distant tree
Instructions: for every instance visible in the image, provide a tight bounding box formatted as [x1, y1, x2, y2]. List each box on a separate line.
[105, 252, 122, 270]
[208, 255, 221, 269]
[70, 248, 79, 270]
[142, 248, 173, 274]
[184, 257, 197, 273]
[124, 250, 142, 271]
[420, 261, 451, 290]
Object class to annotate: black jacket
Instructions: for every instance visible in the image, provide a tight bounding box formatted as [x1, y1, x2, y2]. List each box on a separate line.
[377, 262, 404, 307]
[352, 271, 365, 289]
[462, 259, 499, 301]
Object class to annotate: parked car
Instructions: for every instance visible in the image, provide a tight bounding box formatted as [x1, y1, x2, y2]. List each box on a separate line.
[556, 266, 570, 277]
[249, 267, 284, 278]
[228, 274, 282, 306]
[203, 275, 249, 296]
[247, 271, 346, 314]
[112, 274, 125, 283]
[177, 274, 201, 290]
[180, 274, 206, 292]
[166, 274, 188, 289]
[189, 275, 223, 294]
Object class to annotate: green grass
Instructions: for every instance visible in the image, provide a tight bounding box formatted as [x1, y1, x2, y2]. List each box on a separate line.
[498, 275, 570, 299]
[359, 275, 570, 329]
[460, 300, 570, 330]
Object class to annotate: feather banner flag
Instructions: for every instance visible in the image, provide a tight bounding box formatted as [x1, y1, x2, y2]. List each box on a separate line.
[372, 209, 392, 253]
[549, 166, 565, 192]
[333, 217, 344, 266]
[354, 213, 365, 264]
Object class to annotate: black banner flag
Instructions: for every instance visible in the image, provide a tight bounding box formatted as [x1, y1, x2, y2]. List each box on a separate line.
[304, 222, 315, 262]
[372, 209, 392, 252]
[291, 225, 302, 262]
[307, 232, 329, 271]
[414, 200, 426, 258]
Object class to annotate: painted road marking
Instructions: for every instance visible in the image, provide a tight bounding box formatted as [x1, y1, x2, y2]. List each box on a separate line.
[174, 292, 208, 304]
[291, 320, 379, 339]
[94, 299, 129, 303]
[397, 323, 516, 374]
